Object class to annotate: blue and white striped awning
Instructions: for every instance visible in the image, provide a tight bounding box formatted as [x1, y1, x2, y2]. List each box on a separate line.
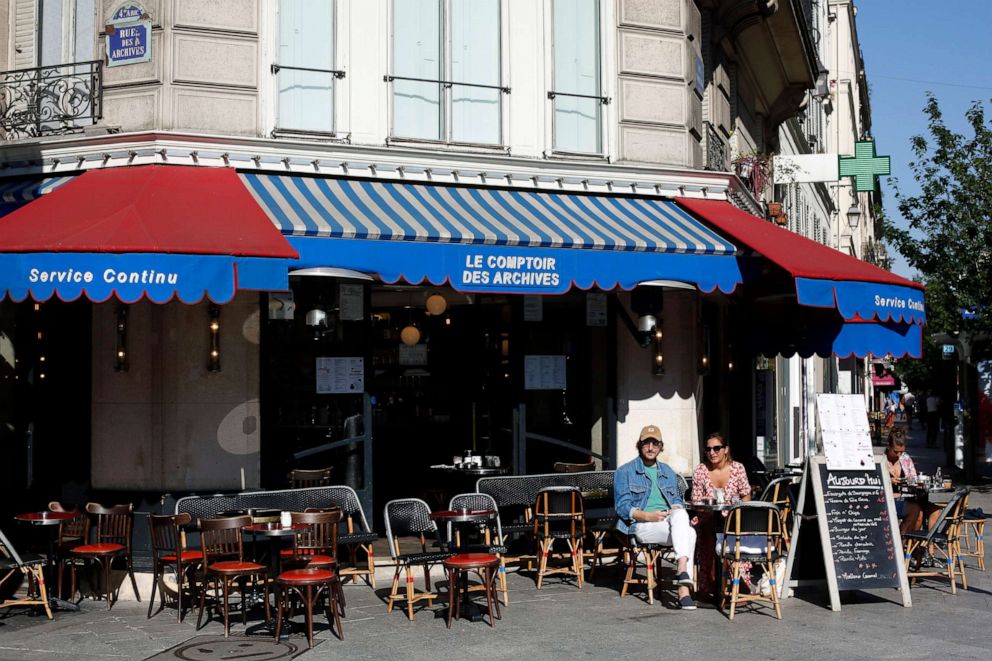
[240, 174, 735, 255]
[240, 174, 743, 294]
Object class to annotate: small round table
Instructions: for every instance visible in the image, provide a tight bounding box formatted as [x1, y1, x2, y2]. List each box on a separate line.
[14, 511, 82, 612]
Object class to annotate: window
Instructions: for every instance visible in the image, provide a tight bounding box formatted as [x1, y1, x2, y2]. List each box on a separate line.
[391, 0, 503, 145]
[276, 0, 337, 134]
[551, 0, 602, 154]
[39, 0, 97, 67]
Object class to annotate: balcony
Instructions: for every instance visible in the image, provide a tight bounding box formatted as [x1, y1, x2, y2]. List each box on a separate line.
[0, 61, 102, 141]
[703, 122, 729, 172]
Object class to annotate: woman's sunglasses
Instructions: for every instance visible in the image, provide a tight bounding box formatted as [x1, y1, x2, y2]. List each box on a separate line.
[705, 445, 725, 453]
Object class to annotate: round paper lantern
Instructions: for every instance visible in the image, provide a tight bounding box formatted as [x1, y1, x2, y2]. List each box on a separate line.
[400, 325, 421, 346]
[426, 293, 448, 316]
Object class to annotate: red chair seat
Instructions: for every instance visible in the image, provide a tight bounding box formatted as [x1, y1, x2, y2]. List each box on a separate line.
[160, 550, 203, 563]
[277, 568, 336, 585]
[209, 560, 265, 574]
[445, 553, 500, 568]
[72, 543, 124, 555]
[304, 555, 336, 566]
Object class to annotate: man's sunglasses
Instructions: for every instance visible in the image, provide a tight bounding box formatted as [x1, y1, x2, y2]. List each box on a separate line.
[639, 439, 662, 448]
[705, 445, 725, 453]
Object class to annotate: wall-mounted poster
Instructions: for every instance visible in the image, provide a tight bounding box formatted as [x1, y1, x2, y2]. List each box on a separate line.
[316, 357, 364, 394]
[339, 283, 364, 321]
[524, 355, 566, 390]
[523, 295, 543, 322]
[586, 292, 607, 327]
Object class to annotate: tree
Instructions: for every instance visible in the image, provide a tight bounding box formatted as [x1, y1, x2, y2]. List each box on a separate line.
[884, 94, 992, 345]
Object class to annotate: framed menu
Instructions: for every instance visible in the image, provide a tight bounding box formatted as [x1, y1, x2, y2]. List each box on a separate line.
[316, 357, 365, 394]
[816, 393, 874, 470]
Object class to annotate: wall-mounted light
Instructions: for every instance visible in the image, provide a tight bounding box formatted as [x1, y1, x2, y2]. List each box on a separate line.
[727, 343, 735, 372]
[652, 322, 664, 376]
[115, 305, 129, 372]
[699, 324, 711, 375]
[425, 293, 448, 316]
[207, 305, 221, 372]
[846, 203, 861, 229]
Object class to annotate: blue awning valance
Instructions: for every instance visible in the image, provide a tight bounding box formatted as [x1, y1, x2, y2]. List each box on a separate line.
[242, 174, 743, 294]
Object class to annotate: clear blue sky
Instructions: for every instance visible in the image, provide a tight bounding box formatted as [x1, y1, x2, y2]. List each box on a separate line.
[855, 1, 992, 279]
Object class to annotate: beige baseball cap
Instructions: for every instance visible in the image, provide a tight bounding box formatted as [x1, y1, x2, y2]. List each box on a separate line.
[638, 425, 662, 443]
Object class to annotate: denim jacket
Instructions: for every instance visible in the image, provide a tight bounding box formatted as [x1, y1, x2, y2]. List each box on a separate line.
[613, 456, 685, 535]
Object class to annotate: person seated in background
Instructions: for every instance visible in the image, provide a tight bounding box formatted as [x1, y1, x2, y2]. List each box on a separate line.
[884, 435, 928, 535]
[691, 433, 752, 598]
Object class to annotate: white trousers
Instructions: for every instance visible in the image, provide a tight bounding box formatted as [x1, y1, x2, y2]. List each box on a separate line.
[633, 507, 696, 579]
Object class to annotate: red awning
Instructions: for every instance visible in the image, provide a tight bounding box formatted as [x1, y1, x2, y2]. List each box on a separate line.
[872, 374, 897, 387]
[0, 165, 298, 258]
[676, 198, 926, 325]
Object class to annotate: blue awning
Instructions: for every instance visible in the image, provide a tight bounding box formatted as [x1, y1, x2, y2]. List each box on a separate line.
[241, 174, 743, 294]
[749, 308, 922, 359]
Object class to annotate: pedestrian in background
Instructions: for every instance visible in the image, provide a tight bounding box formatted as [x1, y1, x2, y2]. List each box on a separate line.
[925, 391, 940, 448]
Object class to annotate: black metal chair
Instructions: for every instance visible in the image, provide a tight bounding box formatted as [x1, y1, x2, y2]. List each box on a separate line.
[903, 487, 970, 594]
[619, 474, 689, 604]
[323, 486, 378, 589]
[0, 527, 52, 620]
[533, 486, 585, 589]
[717, 501, 784, 620]
[288, 467, 333, 488]
[448, 492, 508, 605]
[383, 498, 451, 620]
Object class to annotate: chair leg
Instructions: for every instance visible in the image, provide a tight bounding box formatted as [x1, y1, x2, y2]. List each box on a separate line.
[497, 558, 509, 606]
[103, 557, 113, 609]
[196, 575, 208, 630]
[768, 563, 782, 620]
[445, 568, 456, 629]
[404, 566, 415, 621]
[57, 559, 65, 601]
[34, 566, 53, 620]
[305, 584, 315, 649]
[127, 555, 141, 602]
[366, 545, 377, 589]
[620, 549, 635, 599]
[536, 539, 550, 590]
[728, 562, 741, 620]
[387, 566, 401, 613]
[274, 585, 283, 642]
[330, 580, 344, 640]
[423, 564, 434, 605]
[222, 577, 231, 637]
[645, 551, 656, 606]
[484, 567, 496, 628]
[147, 563, 158, 619]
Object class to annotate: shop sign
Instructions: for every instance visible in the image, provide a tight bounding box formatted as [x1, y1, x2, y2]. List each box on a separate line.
[106, 3, 152, 67]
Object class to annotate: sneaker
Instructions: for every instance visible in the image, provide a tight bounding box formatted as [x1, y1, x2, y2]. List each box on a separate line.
[675, 571, 694, 587]
[677, 595, 697, 610]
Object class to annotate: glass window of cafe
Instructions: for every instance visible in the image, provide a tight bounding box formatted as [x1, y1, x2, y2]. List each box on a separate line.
[260, 279, 613, 513]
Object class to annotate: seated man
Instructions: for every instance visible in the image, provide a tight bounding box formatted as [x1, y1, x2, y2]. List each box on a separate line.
[614, 424, 697, 610]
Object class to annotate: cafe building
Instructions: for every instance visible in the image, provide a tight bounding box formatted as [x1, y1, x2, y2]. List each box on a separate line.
[0, 0, 924, 523]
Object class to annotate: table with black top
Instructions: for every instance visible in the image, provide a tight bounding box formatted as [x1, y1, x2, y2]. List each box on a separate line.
[13, 511, 82, 612]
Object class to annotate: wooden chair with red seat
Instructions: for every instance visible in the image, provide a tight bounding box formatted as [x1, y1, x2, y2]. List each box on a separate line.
[444, 553, 501, 628]
[283, 510, 346, 615]
[196, 515, 270, 637]
[274, 567, 343, 647]
[147, 513, 202, 621]
[47, 501, 88, 601]
[70, 503, 140, 609]
[288, 467, 333, 488]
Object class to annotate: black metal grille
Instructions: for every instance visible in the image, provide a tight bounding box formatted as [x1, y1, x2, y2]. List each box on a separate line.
[476, 471, 615, 509]
[0, 61, 102, 140]
[704, 122, 729, 172]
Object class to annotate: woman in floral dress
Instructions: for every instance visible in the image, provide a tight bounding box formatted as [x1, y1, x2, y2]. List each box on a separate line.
[691, 433, 751, 598]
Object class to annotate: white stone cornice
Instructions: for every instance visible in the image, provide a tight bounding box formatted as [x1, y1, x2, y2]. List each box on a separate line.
[0, 130, 747, 201]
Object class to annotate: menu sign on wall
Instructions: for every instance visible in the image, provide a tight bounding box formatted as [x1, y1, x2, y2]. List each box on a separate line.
[816, 393, 874, 470]
[315, 357, 364, 394]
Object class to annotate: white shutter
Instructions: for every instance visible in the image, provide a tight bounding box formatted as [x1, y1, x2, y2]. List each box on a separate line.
[12, 0, 38, 69]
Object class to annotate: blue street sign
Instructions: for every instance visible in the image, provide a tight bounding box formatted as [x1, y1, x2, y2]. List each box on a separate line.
[106, 20, 151, 67]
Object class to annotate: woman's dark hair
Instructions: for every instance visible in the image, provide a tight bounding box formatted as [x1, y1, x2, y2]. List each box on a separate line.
[703, 432, 733, 467]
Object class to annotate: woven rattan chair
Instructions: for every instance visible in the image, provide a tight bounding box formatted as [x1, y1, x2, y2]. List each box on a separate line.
[322, 486, 378, 588]
[383, 498, 452, 620]
[903, 488, 970, 594]
[533, 486, 585, 589]
[448, 492, 509, 605]
[759, 475, 798, 553]
[0, 527, 52, 619]
[70, 503, 140, 609]
[147, 513, 201, 621]
[717, 501, 784, 620]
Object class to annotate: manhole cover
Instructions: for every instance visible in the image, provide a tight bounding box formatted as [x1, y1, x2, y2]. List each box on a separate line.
[145, 636, 318, 660]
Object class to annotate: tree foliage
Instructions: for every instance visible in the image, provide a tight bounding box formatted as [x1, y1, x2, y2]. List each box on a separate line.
[883, 95, 992, 380]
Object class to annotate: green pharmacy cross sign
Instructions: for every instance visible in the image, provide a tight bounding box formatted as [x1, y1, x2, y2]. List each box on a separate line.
[839, 140, 891, 192]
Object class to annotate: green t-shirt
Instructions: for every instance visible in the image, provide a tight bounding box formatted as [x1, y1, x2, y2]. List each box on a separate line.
[642, 464, 671, 512]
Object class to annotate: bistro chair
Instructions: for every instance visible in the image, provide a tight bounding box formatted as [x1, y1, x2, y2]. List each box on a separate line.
[0, 526, 52, 620]
[759, 475, 799, 553]
[449, 492, 509, 605]
[717, 502, 784, 621]
[285, 509, 343, 568]
[444, 553, 501, 629]
[47, 501, 88, 601]
[147, 513, 201, 622]
[383, 498, 452, 621]
[533, 486, 585, 589]
[553, 461, 596, 473]
[288, 467, 333, 489]
[903, 488, 970, 594]
[322, 486, 378, 588]
[70, 503, 140, 609]
[196, 515, 270, 637]
[959, 512, 987, 571]
[618, 474, 689, 605]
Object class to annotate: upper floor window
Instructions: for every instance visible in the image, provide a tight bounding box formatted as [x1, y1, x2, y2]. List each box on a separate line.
[275, 0, 338, 134]
[39, 0, 97, 67]
[550, 0, 602, 154]
[390, 0, 503, 145]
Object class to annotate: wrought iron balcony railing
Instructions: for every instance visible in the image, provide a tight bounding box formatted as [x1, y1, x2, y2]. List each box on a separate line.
[0, 60, 102, 140]
[703, 121, 729, 172]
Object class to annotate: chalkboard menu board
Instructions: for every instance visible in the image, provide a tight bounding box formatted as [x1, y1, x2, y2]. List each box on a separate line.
[784, 455, 911, 611]
[817, 463, 899, 590]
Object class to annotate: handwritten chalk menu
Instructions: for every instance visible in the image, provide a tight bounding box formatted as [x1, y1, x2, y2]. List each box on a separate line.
[316, 357, 364, 394]
[816, 393, 874, 470]
[784, 455, 910, 611]
[818, 464, 899, 590]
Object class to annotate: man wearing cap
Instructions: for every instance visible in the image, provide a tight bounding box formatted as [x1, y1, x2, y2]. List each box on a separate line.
[614, 424, 697, 609]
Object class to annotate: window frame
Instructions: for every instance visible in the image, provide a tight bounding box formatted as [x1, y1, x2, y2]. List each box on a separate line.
[387, 0, 509, 149]
[546, 0, 609, 158]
